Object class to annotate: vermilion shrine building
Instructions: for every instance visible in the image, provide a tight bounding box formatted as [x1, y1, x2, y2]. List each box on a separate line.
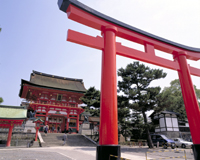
[19, 70, 86, 133]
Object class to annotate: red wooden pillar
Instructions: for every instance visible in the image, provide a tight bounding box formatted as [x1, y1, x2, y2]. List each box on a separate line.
[66, 113, 69, 131]
[76, 114, 79, 132]
[35, 127, 39, 141]
[97, 26, 120, 160]
[100, 25, 118, 145]
[175, 51, 200, 158]
[6, 124, 14, 147]
[45, 109, 48, 125]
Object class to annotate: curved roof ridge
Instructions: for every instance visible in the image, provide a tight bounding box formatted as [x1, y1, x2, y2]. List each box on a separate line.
[32, 70, 83, 82]
[58, 0, 200, 53]
[0, 105, 26, 109]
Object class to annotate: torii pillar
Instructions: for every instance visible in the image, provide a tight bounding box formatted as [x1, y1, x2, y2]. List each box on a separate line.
[6, 125, 14, 147]
[97, 26, 120, 159]
[175, 51, 200, 159]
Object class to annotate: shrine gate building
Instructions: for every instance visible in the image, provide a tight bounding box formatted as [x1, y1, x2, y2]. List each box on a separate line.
[19, 70, 86, 133]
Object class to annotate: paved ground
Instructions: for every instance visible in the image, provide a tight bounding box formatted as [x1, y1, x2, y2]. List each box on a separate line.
[0, 146, 194, 160]
[121, 146, 194, 160]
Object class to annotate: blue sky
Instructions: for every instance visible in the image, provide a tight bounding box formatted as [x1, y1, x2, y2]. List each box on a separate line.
[0, 0, 200, 106]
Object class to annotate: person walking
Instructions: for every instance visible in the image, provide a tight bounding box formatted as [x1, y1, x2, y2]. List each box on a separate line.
[46, 124, 49, 133]
[44, 125, 48, 136]
[62, 133, 67, 146]
[51, 125, 55, 133]
[69, 128, 72, 134]
[57, 125, 60, 133]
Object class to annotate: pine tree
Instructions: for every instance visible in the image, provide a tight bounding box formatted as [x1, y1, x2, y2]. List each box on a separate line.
[117, 95, 144, 140]
[118, 61, 167, 148]
[80, 87, 100, 116]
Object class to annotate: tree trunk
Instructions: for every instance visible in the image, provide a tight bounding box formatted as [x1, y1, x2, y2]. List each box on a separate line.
[142, 111, 154, 148]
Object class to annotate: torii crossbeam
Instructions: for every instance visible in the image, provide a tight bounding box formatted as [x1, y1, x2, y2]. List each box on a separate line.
[58, 0, 200, 159]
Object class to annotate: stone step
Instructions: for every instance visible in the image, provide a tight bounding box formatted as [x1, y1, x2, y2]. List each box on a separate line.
[40, 133, 96, 147]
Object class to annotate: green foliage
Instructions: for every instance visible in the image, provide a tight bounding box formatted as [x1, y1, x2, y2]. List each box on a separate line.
[0, 97, 3, 104]
[118, 106, 130, 122]
[130, 112, 145, 138]
[118, 61, 167, 113]
[118, 94, 144, 139]
[118, 105, 132, 138]
[161, 79, 200, 120]
[84, 107, 100, 117]
[117, 61, 167, 147]
[119, 119, 133, 139]
[80, 87, 100, 116]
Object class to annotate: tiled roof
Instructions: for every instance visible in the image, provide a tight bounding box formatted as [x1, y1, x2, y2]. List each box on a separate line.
[30, 71, 86, 92]
[0, 105, 27, 119]
[19, 71, 87, 97]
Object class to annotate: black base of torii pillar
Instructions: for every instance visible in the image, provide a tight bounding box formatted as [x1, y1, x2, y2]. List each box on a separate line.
[192, 145, 200, 160]
[96, 145, 120, 160]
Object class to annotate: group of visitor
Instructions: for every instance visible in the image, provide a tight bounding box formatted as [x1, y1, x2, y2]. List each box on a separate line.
[43, 124, 67, 145]
[43, 124, 61, 134]
[51, 125, 55, 133]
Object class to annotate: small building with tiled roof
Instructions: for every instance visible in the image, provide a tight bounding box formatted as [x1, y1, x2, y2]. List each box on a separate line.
[0, 105, 27, 146]
[149, 110, 191, 140]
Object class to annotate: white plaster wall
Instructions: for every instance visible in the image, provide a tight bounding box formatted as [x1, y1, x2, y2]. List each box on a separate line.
[172, 118, 178, 127]
[166, 117, 172, 127]
[160, 118, 165, 127]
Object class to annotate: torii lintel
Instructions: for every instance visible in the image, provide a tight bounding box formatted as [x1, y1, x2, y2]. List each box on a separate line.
[58, 0, 200, 60]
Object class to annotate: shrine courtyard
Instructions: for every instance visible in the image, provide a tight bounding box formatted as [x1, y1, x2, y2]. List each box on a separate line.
[0, 146, 194, 160]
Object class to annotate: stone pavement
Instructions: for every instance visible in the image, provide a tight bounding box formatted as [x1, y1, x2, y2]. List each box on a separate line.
[0, 146, 194, 160]
[120, 146, 194, 160]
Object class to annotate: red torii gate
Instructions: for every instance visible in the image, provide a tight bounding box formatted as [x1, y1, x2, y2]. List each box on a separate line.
[0, 105, 27, 147]
[58, 0, 200, 159]
[0, 119, 24, 147]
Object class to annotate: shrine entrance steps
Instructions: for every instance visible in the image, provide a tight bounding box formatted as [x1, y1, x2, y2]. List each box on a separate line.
[40, 133, 96, 147]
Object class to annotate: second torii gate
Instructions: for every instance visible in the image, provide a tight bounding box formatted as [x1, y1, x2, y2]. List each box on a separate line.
[58, 0, 200, 159]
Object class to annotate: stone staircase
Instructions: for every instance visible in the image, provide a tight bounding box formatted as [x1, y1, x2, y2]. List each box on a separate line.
[40, 133, 96, 147]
